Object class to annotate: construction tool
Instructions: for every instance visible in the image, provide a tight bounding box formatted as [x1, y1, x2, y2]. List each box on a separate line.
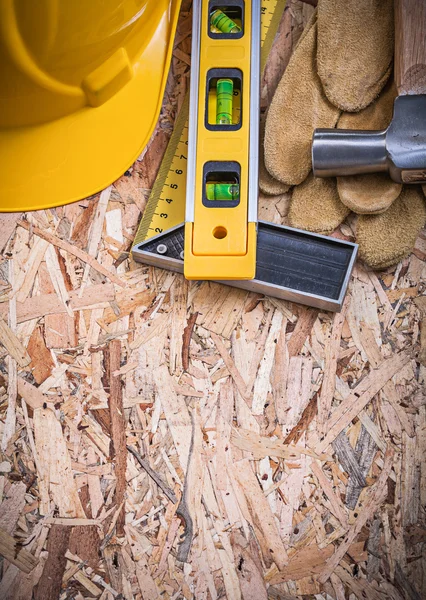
[132, 222, 357, 312]
[0, 0, 182, 212]
[312, 0, 426, 184]
[184, 0, 260, 280]
[132, 0, 284, 245]
[132, 1, 358, 312]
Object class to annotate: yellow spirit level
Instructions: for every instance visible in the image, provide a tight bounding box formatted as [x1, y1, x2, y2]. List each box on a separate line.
[132, 1, 358, 313]
[184, 0, 261, 280]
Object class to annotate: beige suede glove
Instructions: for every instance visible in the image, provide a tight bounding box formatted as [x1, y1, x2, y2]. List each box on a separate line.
[261, 0, 426, 269]
[316, 0, 394, 112]
[264, 12, 340, 187]
[357, 187, 426, 269]
[336, 81, 402, 215]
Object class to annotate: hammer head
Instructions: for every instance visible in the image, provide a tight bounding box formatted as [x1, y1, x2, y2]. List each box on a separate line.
[312, 95, 426, 184]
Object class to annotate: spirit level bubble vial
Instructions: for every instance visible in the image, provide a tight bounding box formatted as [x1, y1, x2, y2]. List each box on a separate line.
[184, 0, 260, 280]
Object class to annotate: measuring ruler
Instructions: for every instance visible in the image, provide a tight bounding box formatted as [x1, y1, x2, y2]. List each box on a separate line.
[133, 0, 286, 248]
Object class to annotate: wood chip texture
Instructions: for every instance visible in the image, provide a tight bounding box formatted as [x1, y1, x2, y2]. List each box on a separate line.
[0, 3, 425, 599]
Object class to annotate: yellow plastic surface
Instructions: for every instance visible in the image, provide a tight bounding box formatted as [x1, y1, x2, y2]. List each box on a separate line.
[0, 0, 181, 212]
[185, 0, 257, 280]
[184, 222, 256, 280]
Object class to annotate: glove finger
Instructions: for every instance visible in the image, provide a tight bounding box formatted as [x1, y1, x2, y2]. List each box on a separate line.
[357, 187, 426, 269]
[259, 114, 290, 196]
[337, 174, 402, 215]
[264, 13, 340, 186]
[288, 173, 350, 234]
[338, 79, 397, 130]
[317, 0, 394, 112]
[336, 81, 401, 213]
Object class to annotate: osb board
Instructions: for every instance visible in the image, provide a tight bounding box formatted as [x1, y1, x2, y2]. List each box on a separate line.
[0, 2, 426, 599]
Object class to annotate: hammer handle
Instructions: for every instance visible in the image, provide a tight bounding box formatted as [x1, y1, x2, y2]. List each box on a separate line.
[395, 0, 426, 94]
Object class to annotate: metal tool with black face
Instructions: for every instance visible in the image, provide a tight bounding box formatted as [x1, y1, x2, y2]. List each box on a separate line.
[131, 1, 357, 314]
[132, 221, 358, 312]
[312, 0, 426, 184]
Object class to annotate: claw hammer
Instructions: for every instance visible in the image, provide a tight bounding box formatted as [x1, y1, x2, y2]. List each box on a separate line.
[311, 0, 426, 184]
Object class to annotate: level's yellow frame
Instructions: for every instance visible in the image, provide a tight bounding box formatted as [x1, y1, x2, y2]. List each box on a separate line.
[184, 0, 258, 280]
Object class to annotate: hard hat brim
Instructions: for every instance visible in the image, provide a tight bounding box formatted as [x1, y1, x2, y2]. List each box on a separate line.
[0, 2, 181, 213]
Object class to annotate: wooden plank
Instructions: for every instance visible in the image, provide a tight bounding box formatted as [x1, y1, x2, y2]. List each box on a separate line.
[0, 527, 38, 574]
[169, 276, 188, 374]
[195, 284, 248, 339]
[232, 458, 289, 570]
[0, 316, 31, 367]
[231, 428, 329, 461]
[33, 408, 85, 518]
[211, 332, 250, 405]
[311, 461, 349, 529]
[359, 322, 415, 437]
[284, 393, 317, 445]
[318, 448, 394, 583]
[106, 340, 127, 535]
[317, 296, 349, 433]
[231, 532, 268, 600]
[34, 525, 71, 600]
[39, 261, 77, 350]
[401, 431, 420, 527]
[215, 378, 233, 491]
[18, 219, 125, 287]
[272, 315, 289, 424]
[282, 356, 313, 436]
[0, 213, 21, 253]
[332, 432, 367, 489]
[312, 352, 411, 453]
[268, 544, 334, 584]
[0, 283, 116, 324]
[342, 426, 377, 510]
[252, 310, 283, 415]
[0, 482, 26, 534]
[27, 326, 55, 384]
[17, 378, 56, 410]
[153, 364, 192, 472]
[287, 307, 318, 357]
[80, 187, 111, 289]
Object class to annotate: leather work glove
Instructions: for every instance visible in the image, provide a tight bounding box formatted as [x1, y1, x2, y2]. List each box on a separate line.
[259, 114, 289, 196]
[261, 0, 426, 270]
[263, 12, 340, 187]
[356, 187, 426, 269]
[288, 172, 349, 235]
[316, 0, 394, 112]
[336, 81, 401, 215]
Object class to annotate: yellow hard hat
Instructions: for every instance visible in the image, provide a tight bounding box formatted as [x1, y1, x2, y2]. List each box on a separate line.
[0, 0, 181, 212]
